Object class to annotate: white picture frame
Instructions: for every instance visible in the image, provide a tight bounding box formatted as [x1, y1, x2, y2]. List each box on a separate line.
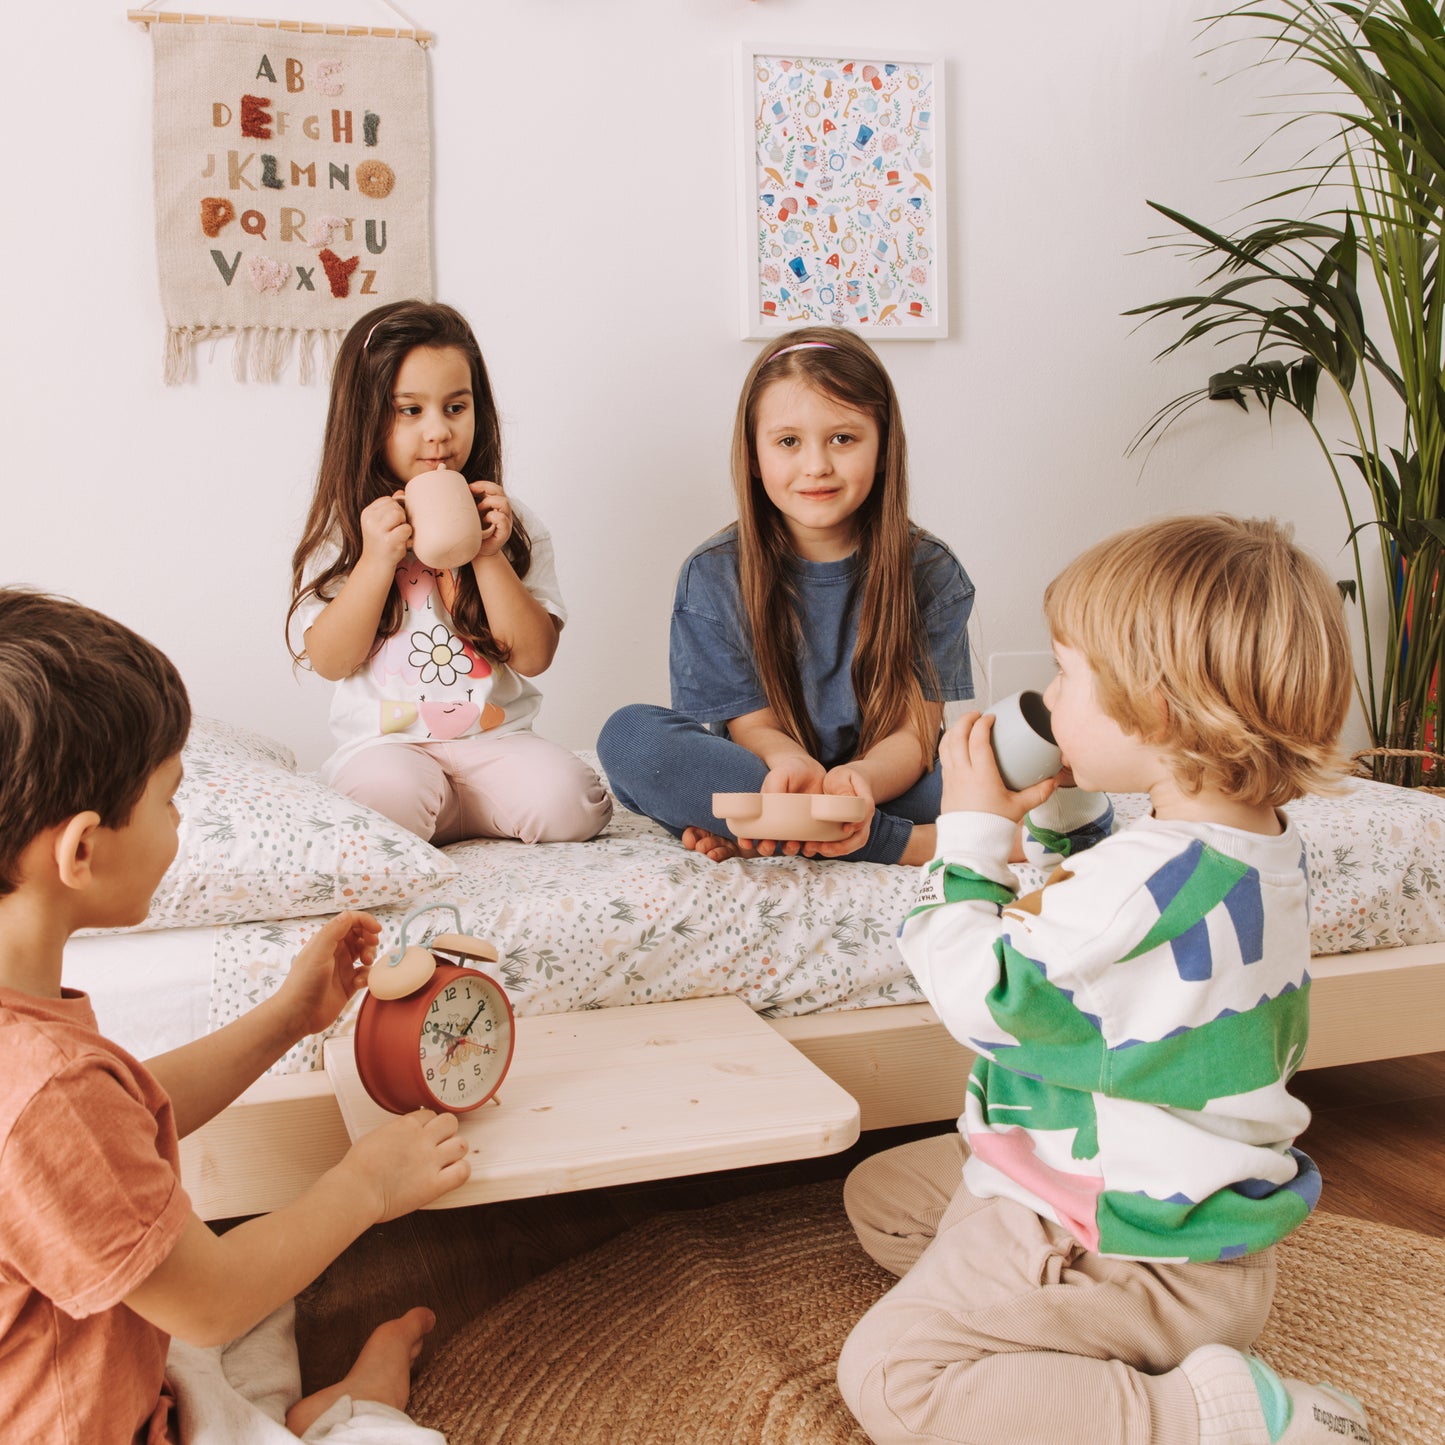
[736, 43, 947, 340]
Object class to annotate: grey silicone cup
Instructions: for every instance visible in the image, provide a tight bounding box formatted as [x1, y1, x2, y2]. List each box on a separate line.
[988, 689, 1062, 791]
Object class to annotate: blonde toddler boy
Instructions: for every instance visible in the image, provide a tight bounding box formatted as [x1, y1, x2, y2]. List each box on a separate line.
[838, 516, 1373, 1445]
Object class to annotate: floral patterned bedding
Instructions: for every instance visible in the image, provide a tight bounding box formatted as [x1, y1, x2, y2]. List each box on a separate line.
[202, 769, 1445, 1077]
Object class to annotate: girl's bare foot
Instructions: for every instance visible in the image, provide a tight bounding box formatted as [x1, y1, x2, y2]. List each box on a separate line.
[681, 825, 745, 862]
[285, 1306, 434, 1437]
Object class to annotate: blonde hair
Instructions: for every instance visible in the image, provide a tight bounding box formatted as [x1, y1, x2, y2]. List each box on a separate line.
[1043, 514, 1352, 806]
[729, 326, 940, 765]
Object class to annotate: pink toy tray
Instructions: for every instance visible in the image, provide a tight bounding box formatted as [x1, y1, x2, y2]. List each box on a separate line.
[712, 791, 869, 843]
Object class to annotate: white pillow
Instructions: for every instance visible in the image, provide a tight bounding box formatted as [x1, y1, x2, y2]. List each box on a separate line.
[97, 716, 459, 931]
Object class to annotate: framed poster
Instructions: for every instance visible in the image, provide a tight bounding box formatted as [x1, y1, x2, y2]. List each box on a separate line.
[737, 44, 947, 340]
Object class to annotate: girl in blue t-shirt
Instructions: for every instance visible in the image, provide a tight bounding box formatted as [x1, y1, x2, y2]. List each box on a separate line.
[598, 326, 974, 866]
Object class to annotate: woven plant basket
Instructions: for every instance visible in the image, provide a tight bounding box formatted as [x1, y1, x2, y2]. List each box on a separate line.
[1352, 747, 1445, 796]
[409, 1180, 1443, 1445]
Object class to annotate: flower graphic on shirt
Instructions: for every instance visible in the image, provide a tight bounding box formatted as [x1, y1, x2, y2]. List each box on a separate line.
[409, 624, 474, 687]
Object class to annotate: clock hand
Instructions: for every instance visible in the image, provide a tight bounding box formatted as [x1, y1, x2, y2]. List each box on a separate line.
[439, 1000, 498, 1063]
[432, 996, 498, 1064]
[457, 999, 489, 1039]
[429, 1023, 474, 1063]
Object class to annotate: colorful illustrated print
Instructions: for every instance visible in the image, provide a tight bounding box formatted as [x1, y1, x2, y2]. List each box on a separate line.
[419, 700, 480, 740]
[410, 624, 472, 686]
[369, 563, 500, 738]
[380, 700, 419, 733]
[376, 696, 501, 739]
[394, 557, 436, 609]
[749, 55, 939, 331]
[370, 632, 415, 687]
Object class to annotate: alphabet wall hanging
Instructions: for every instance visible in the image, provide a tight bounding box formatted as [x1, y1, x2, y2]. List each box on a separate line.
[130, 4, 435, 383]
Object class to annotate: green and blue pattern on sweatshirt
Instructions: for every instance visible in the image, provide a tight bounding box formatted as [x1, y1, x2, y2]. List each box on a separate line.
[899, 802, 1318, 1263]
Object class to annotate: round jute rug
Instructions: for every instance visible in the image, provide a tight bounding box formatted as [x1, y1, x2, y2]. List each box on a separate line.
[408, 1179, 1443, 1445]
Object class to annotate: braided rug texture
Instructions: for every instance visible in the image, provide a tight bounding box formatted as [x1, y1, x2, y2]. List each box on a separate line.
[409, 1179, 1443, 1445]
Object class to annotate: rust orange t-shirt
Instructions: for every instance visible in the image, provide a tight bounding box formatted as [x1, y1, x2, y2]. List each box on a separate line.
[0, 987, 193, 1444]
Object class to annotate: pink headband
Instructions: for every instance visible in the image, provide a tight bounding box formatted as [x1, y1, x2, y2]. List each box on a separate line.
[364, 321, 382, 350]
[771, 342, 838, 358]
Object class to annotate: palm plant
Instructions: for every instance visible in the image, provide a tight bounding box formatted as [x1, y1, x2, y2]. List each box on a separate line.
[1130, 0, 1445, 787]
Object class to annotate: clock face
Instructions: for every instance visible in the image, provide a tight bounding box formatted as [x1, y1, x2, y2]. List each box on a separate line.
[418, 972, 513, 1110]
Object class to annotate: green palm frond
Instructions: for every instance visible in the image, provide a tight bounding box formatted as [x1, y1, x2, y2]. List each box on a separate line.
[1132, 0, 1445, 785]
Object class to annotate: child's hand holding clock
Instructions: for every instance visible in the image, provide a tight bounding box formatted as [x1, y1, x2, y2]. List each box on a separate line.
[272, 909, 382, 1040]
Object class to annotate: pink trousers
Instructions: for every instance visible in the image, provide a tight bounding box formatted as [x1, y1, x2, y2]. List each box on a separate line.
[837, 1133, 1277, 1445]
[330, 733, 612, 846]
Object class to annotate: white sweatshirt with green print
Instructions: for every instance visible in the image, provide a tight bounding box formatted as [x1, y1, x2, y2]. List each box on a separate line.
[899, 790, 1319, 1263]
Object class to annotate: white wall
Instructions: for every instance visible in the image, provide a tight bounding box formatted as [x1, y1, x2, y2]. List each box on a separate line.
[0, 0, 1366, 768]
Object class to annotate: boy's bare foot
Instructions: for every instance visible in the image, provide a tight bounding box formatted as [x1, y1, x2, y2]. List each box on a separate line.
[285, 1306, 435, 1437]
[681, 826, 746, 862]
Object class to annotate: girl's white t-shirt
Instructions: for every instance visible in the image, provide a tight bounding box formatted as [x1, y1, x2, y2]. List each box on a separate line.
[295, 498, 567, 781]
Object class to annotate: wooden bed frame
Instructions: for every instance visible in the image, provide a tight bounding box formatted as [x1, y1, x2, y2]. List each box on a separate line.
[179, 938, 1445, 1220]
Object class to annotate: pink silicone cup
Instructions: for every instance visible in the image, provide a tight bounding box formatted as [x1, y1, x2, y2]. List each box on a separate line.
[404, 467, 483, 570]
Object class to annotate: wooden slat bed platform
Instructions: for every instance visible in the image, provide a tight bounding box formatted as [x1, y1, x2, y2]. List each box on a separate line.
[180, 937, 1445, 1220]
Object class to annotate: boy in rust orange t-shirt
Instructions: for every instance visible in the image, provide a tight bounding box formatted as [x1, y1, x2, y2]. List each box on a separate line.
[0, 590, 473, 1444]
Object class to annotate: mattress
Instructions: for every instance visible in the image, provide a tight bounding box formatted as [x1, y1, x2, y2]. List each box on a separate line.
[64, 774, 1445, 1076]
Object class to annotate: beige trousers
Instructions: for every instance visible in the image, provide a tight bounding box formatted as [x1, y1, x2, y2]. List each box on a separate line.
[837, 1134, 1277, 1445]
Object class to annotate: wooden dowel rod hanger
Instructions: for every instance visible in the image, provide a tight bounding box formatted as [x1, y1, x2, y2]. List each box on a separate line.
[126, 10, 432, 45]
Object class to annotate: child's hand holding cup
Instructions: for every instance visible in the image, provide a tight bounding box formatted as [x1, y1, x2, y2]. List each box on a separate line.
[988, 690, 1062, 791]
[940, 690, 1063, 819]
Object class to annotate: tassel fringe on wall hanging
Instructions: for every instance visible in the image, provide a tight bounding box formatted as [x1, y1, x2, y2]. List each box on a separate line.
[130, 4, 434, 383]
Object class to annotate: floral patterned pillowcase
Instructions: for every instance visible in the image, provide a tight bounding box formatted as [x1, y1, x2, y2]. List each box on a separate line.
[86, 715, 459, 933]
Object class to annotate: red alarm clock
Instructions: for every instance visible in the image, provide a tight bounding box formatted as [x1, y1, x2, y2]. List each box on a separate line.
[353, 903, 516, 1115]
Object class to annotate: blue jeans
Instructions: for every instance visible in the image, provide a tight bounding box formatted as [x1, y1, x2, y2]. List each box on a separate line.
[596, 704, 940, 865]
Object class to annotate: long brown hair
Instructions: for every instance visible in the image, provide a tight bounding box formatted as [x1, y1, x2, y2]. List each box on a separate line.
[287, 300, 532, 666]
[730, 326, 940, 765]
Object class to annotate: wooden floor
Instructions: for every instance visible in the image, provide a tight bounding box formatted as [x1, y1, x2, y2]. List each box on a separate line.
[285, 1049, 1445, 1394]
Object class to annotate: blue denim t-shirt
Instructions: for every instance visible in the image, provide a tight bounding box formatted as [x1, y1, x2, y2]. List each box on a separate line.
[669, 525, 975, 768]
